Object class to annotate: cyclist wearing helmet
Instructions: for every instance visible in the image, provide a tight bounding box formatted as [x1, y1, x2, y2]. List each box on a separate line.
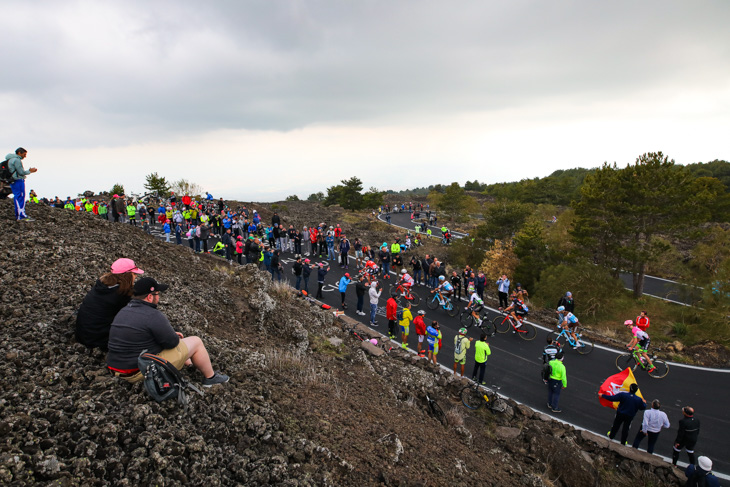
[431, 275, 454, 306]
[504, 292, 528, 328]
[625, 320, 655, 372]
[465, 291, 485, 325]
[556, 306, 581, 347]
[414, 309, 427, 353]
[398, 268, 414, 292]
[362, 259, 379, 284]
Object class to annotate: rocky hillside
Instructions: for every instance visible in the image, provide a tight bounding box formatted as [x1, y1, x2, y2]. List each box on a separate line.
[0, 200, 687, 486]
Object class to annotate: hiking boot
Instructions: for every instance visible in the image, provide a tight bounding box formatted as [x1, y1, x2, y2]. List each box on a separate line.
[203, 372, 229, 387]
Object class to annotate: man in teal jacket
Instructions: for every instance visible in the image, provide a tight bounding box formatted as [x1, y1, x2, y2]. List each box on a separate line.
[6, 148, 38, 222]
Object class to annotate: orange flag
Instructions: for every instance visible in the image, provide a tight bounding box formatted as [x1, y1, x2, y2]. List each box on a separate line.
[598, 368, 644, 409]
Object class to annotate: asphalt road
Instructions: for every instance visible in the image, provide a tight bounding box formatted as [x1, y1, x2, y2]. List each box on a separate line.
[143, 222, 730, 479]
[379, 211, 703, 306]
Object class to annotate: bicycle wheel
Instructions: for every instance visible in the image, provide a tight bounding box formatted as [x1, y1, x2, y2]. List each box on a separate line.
[460, 386, 484, 410]
[408, 291, 421, 306]
[429, 400, 446, 425]
[647, 360, 669, 379]
[446, 300, 459, 317]
[494, 315, 511, 334]
[460, 312, 475, 327]
[575, 335, 594, 355]
[516, 322, 536, 341]
[426, 295, 438, 310]
[615, 353, 637, 371]
[479, 320, 495, 337]
[388, 284, 399, 297]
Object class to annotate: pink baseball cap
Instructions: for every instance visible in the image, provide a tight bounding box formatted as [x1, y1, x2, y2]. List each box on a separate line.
[111, 258, 144, 275]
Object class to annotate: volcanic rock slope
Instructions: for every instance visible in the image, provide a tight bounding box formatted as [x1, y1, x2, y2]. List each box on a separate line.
[0, 201, 682, 486]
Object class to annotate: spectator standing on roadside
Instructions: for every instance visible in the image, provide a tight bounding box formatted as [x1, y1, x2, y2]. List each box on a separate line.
[110, 194, 120, 222]
[636, 310, 650, 331]
[222, 228, 233, 264]
[632, 399, 670, 454]
[379, 245, 391, 279]
[302, 259, 312, 294]
[271, 250, 282, 282]
[163, 221, 171, 242]
[386, 295, 398, 339]
[557, 291, 574, 314]
[355, 275, 367, 316]
[410, 255, 422, 286]
[426, 321, 442, 365]
[476, 271, 486, 299]
[450, 270, 462, 299]
[338, 273, 351, 309]
[422, 254, 431, 288]
[293, 256, 303, 291]
[496, 274, 510, 309]
[316, 262, 330, 299]
[399, 302, 412, 349]
[326, 232, 336, 261]
[368, 282, 381, 326]
[673, 406, 700, 466]
[453, 328, 473, 377]
[600, 383, 646, 445]
[470, 332, 491, 384]
[685, 457, 720, 487]
[414, 310, 427, 353]
[546, 351, 567, 413]
[339, 234, 351, 268]
[5, 148, 37, 222]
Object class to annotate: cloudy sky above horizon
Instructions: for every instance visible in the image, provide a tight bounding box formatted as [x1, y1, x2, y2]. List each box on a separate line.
[3, 1, 729, 201]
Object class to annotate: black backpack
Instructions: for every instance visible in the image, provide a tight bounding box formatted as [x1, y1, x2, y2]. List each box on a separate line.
[541, 362, 552, 382]
[138, 351, 203, 408]
[0, 157, 14, 181]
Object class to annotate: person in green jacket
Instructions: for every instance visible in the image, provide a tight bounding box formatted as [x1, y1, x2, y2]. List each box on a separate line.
[547, 351, 567, 413]
[470, 332, 491, 385]
[453, 327, 474, 377]
[126, 202, 137, 226]
[98, 203, 108, 219]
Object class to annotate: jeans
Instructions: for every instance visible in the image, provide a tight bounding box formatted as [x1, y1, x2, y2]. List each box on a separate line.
[165, 233, 171, 242]
[370, 303, 377, 324]
[303, 277, 309, 294]
[11, 179, 27, 220]
[632, 430, 660, 454]
[327, 246, 335, 260]
[295, 275, 302, 290]
[357, 294, 364, 312]
[547, 379, 562, 410]
[175, 231, 182, 245]
[413, 269, 422, 285]
[382, 262, 390, 276]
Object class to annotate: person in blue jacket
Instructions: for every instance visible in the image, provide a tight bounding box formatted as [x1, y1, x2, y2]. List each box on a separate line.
[600, 383, 647, 446]
[338, 273, 352, 309]
[316, 263, 331, 299]
[163, 221, 171, 242]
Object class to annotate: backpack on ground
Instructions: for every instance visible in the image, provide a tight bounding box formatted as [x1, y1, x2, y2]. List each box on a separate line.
[138, 351, 203, 408]
[541, 362, 552, 382]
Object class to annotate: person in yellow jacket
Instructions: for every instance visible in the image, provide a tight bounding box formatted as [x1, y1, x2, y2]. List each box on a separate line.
[399, 301, 413, 349]
[390, 238, 401, 255]
[126, 202, 137, 226]
[84, 200, 94, 212]
[64, 201, 74, 210]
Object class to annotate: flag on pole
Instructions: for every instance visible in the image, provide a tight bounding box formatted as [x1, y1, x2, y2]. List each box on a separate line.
[598, 368, 644, 409]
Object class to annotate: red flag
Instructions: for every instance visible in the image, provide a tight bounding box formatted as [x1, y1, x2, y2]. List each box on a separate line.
[182, 195, 192, 206]
[598, 368, 644, 409]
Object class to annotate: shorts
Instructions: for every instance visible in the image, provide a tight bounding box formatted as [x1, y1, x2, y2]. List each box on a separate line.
[428, 341, 435, 352]
[471, 304, 484, 313]
[515, 310, 528, 317]
[418, 334, 425, 343]
[639, 338, 650, 350]
[454, 355, 466, 365]
[400, 325, 409, 334]
[114, 340, 189, 384]
[355, 250, 363, 258]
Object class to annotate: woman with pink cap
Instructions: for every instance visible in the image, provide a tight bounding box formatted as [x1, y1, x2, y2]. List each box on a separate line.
[75, 258, 144, 351]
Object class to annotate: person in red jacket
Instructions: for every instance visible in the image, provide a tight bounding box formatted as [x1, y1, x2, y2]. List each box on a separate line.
[636, 310, 650, 331]
[386, 296, 398, 339]
[414, 309, 427, 353]
[309, 227, 318, 257]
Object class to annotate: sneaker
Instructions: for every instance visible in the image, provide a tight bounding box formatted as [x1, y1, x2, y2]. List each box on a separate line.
[648, 367, 656, 373]
[202, 372, 229, 387]
[480, 381, 487, 385]
[546, 403, 553, 411]
[401, 343, 407, 349]
[551, 408, 562, 413]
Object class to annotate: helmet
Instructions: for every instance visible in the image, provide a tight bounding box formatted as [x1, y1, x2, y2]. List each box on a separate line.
[418, 310, 426, 315]
[439, 276, 445, 281]
[459, 327, 467, 335]
[624, 320, 633, 326]
[401, 269, 407, 274]
[369, 339, 378, 345]
[557, 306, 565, 312]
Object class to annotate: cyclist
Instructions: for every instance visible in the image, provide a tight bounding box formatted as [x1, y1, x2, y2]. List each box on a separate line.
[543, 335, 562, 365]
[556, 306, 581, 347]
[431, 275, 454, 307]
[396, 268, 414, 296]
[464, 291, 485, 326]
[624, 320, 656, 373]
[362, 260, 379, 284]
[504, 292, 528, 328]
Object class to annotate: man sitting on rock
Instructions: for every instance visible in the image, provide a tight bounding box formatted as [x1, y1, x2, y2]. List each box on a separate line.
[106, 277, 229, 387]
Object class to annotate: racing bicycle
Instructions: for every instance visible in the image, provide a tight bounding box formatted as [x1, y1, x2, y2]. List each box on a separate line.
[460, 309, 495, 336]
[493, 313, 536, 340]
[426, 292, 460, 317]
[389, 283, 421, 306]
[547, 326, 594, 355]
[615, 347, 669, 379]
[460, 383, 507, 412]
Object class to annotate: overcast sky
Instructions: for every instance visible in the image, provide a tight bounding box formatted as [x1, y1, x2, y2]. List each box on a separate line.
[3, 1, 729, 201]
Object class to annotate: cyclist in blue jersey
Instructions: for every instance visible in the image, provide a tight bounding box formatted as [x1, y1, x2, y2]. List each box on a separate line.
[431, 275, 454, 306]
[504, 292, 528, 328]
[556, 305, 581, 346]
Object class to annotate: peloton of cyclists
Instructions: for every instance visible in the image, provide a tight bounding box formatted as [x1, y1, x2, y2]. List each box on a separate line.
[431, 275, 454, 306]
[556, 305, 581, 347]
[504, 291, 528, 328]
[624, 319, 656, 373]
